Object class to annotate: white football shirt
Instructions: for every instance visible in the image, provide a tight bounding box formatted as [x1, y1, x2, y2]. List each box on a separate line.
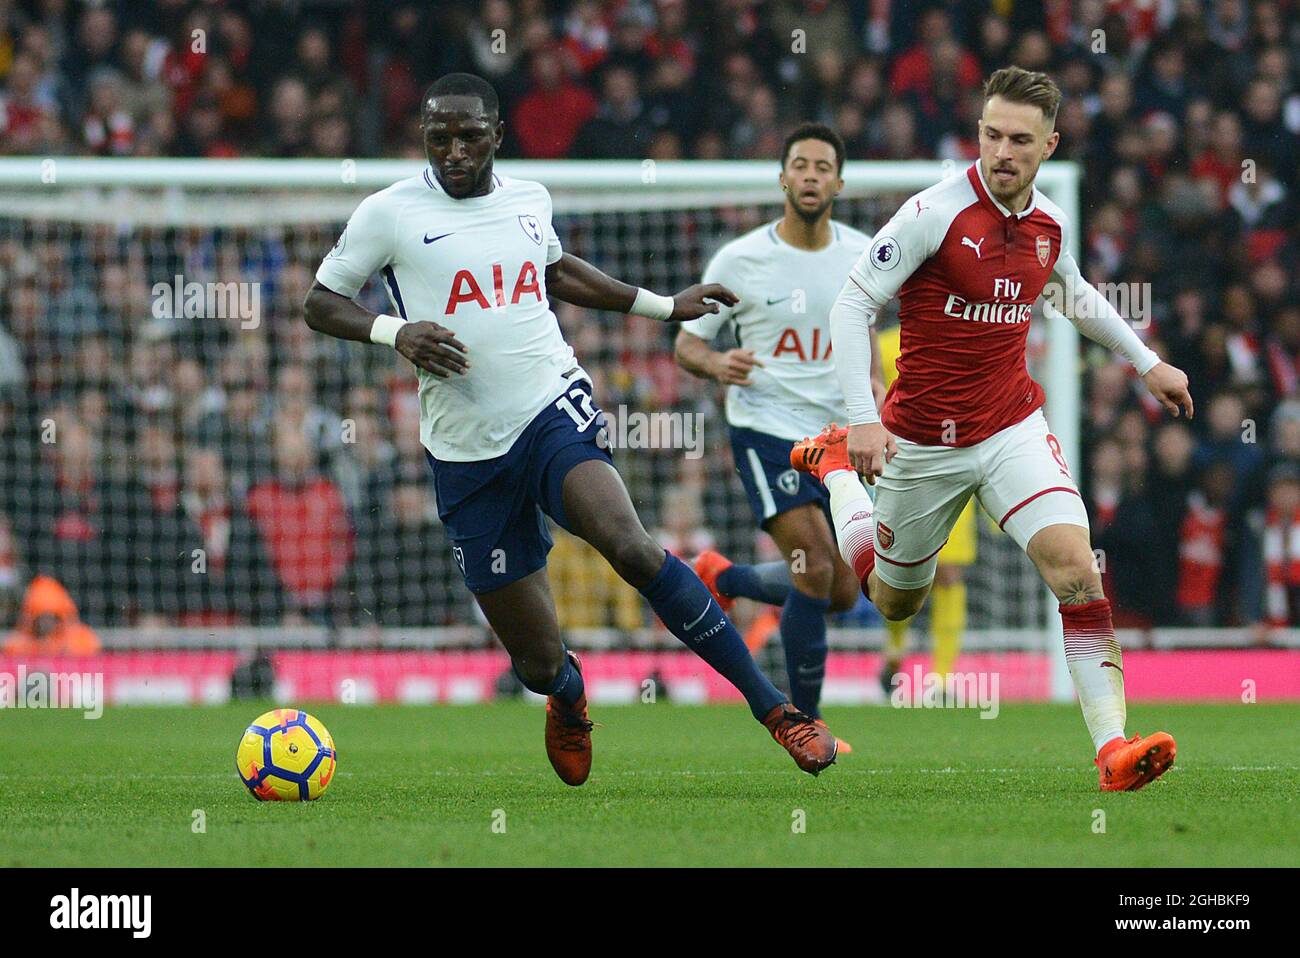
[681, 220, 871, 441]
[316, 169, 585, 462]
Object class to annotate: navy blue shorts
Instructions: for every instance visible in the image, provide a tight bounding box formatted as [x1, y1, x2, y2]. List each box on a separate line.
[730, 425, 830, 529]
[427, 378, 613, 594]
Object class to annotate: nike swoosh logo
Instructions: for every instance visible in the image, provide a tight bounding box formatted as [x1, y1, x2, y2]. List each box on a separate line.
[766, 296, 791, 305]
[423, 232, 454, 244]
[683, 602, 712, 631]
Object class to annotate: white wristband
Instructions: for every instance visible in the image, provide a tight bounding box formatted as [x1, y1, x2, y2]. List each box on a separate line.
[630, 287, 675, 321]
[370, 314, 406, 347]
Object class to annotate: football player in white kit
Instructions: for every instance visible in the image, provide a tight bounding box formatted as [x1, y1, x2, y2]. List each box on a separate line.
[303, 74, 839, 787]
[675, 125, 881, 740]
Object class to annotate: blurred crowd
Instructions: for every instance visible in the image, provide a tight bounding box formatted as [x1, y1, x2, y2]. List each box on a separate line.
[0, 0, 1298, 632]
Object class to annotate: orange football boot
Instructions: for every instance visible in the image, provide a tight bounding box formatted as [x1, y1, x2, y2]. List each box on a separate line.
[693, 549, 736, 613]
[545, 651, 594, 786]
[764, 703, 838, 775]
[814, 719, 853, 755]
[790, 423, 852, 482]
[1095, 731, 1176, 791]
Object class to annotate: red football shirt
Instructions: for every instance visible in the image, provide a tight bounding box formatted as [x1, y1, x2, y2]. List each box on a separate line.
[843, 163, 1069, 446]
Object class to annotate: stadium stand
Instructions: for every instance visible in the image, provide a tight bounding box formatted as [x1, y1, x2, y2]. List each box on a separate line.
[0, 0, 1297, 645]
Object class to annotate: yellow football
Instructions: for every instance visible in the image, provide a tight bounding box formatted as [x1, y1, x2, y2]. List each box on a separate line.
[235, 709, 337, 801]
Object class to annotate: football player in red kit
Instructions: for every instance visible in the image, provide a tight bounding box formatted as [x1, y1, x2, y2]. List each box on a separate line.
[794, 67, 1193, 791]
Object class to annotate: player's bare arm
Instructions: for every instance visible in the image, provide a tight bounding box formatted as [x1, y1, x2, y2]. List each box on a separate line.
[303, 281, 469, 379]
[545, 252, 738, 322]
[673, 329, 763, 385]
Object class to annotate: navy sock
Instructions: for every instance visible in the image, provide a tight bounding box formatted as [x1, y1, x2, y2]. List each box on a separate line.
[716, 560, 793, 606]
[779, 590, 831, 718]
[641, 551, 785, 721]
[514, 649, 585, 706]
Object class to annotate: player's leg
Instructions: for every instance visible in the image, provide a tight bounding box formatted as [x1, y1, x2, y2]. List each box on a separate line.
[428, 444, 593, 786]
[984, 425, 1121, 745]
[472, 568, 569, 694]
[929, 502, 976, 676]
[470, 568, 595, 785]
[697, 546, 860, 615]
[557, 459, 837, 773]
[694, 426, 817, 613]
[881, 615, 911, 693]
[766, 505, 860, 753]
[979, 411, 1175, 790]
[1025, 522, 1174, 789]
[718, 426, 858, 721]
[929, 565, 965, 675]
[557, 458, 780, 703]
[791, 426, 972, 622]
[534, 397, 837, 774]
[828, 469, 936, 621]
[827, 547, 863, 613]
[763, 502, 841, 719]
[696, 544, 857, 615]
[697, 553, 793, 610]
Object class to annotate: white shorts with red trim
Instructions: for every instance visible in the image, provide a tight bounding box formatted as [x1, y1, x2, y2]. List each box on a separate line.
[871, 409, 1088, 590]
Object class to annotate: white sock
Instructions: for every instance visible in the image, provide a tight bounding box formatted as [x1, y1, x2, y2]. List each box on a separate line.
[825, 469, 875, 578]
[1060, 598, 1127, 753]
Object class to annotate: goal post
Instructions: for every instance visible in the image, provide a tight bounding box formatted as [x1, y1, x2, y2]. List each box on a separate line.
[0, 157, 1080, 701]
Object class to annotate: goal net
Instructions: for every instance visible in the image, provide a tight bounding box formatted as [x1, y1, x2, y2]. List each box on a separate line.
[0, 158, 1080, 681]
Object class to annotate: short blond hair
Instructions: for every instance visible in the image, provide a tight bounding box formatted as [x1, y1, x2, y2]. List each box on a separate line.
[984, 66, 1062, 125]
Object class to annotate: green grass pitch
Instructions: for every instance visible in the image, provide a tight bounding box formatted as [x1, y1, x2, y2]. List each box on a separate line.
[1, 702, 1296, 867]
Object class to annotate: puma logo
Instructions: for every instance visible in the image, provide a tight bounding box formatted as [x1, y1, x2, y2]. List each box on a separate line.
[1100, 660, 1124, 675]
[961, 236, 985, 258]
